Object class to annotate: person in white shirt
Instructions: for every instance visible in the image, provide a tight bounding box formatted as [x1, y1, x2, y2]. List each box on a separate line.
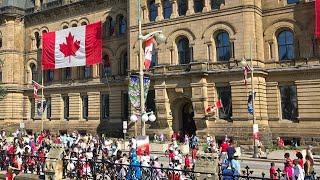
[293, 159, 304, 180]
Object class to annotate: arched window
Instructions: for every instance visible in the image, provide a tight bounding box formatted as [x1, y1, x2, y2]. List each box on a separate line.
[149, 0, 158, 22]
[215, 31, 231, 61]
[277, 30, 295, 61]
[163, 0, 172, 19]
[81, 22, 87, 26]
[194, 0, 204, 13]
[63, 25, 68, 29]
[105, 16, 115, 37]
[30, 63, 37, 82]
[118, 15, 127, 35]
[103, 54, 111, 77]
[34, 32, 40, 49]
[177, 37, 190, 64]
[120, 52, 128, 75]
[178, 0, 187, 16]
[42, 30, 47, 34]
[211, 0, 223, 10]
[72, 24, 77, 27]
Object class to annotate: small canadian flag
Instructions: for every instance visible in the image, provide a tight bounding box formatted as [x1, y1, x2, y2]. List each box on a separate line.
[144, 37, 155, 70]
[33, 81, 41, 99]
[42, 22, 102, 70]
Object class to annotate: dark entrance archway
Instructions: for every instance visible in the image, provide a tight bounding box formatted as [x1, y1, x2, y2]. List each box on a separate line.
[180, 100, 196, 136]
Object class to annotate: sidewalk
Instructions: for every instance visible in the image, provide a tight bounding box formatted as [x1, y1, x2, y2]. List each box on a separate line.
[240, 152, 320, 165]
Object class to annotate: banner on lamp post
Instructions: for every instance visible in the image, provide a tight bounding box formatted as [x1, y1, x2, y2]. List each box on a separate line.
[136, 136, 150, 156]
[123, 121, 127, 133]
[128, 75, 151, 110]
[253, 124, 259, 140]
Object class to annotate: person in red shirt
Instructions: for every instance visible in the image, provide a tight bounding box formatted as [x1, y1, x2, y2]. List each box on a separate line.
[296, 152, 304, 169]
[191, 147, 197, 165]
[220, 140, 229, 153]
[219, 140, 229, 162]
[269, 162, 277, 179]
[168, 148, 174, 163]
[184, 154, 190, 170]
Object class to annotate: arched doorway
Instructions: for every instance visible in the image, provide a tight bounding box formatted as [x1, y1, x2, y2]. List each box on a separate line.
[172, 98, 197, 136]
[181, 101, 196, 136]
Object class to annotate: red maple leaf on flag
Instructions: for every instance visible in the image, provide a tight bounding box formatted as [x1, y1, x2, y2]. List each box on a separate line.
[59, 32, 80, 63]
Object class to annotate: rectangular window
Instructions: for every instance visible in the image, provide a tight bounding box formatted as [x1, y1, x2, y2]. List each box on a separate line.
[0, 69, 2, 83]
[151, 50, 158, 68]
[101, 94, 110, 120]
[146, 90, 156, 113]
[46, 70, 54, 82]
[63, 96, 69, 120]
[84, 66, 91, 78]
[65, 67, 71, 80]
[280, 85, 298, 121]
[46, 97, 51, 120]
[287, 0, 299, 4]
[217, 86, 232, 120]
[30, 97, 35, 119]
[82, 95, 88, 120]
[122, 91, 129, 120]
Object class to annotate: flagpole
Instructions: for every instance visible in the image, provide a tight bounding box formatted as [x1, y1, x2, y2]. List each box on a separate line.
[250, 40, 258, 158]
[41, 69, 44, 133]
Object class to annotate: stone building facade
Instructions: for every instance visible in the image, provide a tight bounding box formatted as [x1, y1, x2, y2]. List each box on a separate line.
[0, 0, 320, 144]
[0, 0, 129, 136]
[129, 0, 320, 144]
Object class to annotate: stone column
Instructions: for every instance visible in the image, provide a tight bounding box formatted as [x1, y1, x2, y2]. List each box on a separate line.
[34, 0, 41, 11]
[190, 77, 208, 129]
[203, 0, 211, 12]
[266, 82, 280, 121]
[171, 0, 178, 18]
[68, 93, 81, 121]
[92, 64, 99, 78]
[230, 76, 268, 123]
[50, 94, 62, 121]
[186, 0, 194, 15]
[88, 92, 100, 121]
[156, 0, 164, 21]
[141, 5, 149, 23]
[295, 80, 320, 121]
[154, 81, 173, 129]
[206, 82, 217, 120]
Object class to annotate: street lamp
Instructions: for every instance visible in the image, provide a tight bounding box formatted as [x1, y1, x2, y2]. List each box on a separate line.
[130, 111, 157, 124]
[137, 0, 165, 136]
[240, 41, 258, 158]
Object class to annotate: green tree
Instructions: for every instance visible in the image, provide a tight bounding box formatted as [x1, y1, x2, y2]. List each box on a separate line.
[0, 59, 6, 101]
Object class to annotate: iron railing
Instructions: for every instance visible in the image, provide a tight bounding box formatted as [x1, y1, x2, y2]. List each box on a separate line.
[0, 151, 319, 180]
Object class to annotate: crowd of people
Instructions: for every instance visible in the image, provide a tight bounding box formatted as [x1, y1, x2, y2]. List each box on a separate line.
[0, 129, 317, 180]
[269, 146, 315, 180]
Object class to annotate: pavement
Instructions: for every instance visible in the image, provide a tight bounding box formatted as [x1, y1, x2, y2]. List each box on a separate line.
[143, 143, 320, 178]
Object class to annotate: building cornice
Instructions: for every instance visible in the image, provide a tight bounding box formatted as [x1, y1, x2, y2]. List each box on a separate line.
[130, 5, 263, 32]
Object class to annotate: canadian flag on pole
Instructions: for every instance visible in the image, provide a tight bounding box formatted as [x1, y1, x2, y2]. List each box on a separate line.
[42, 22, 102, 70]
[33, 81, 41, 99]
[316, 0, 320, 39]
[144, 37, 155, 70]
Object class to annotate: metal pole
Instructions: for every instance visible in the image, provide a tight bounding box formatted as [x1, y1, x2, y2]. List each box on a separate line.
[138, 0, 146, 136]
[41, 69, 44, 132]
[250, 41, 258, 158]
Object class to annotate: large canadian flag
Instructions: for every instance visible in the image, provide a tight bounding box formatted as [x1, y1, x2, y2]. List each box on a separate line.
[42, 22, 102, 70]
[316, 0, 320, 39]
